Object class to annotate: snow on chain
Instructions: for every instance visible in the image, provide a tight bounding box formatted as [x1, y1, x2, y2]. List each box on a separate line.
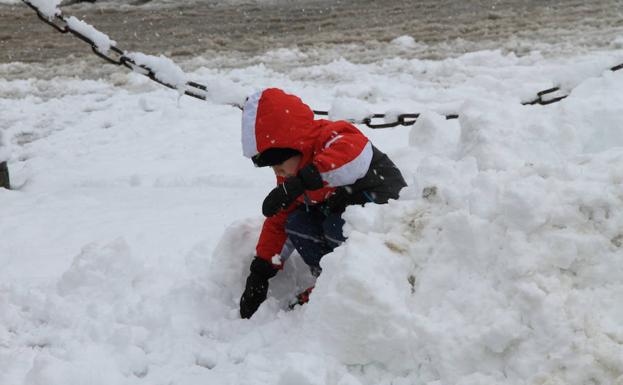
[25, 0, 61, 19]
[65, 16, 117, 54]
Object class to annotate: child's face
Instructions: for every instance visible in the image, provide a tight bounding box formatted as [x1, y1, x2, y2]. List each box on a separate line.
[271, 155, 302, 177]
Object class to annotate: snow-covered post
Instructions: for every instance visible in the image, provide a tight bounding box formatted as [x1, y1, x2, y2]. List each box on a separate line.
[0, 130, 9, 189]
[0, 160, 11, 190]
[0, 161, 9, 190]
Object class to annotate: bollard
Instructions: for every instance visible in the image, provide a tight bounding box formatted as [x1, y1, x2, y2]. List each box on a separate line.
[0, 161, 9, 190]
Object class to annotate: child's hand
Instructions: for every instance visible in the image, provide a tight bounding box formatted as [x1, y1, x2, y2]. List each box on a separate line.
[262, 164, 324, 217]
[240, 257, 279, 319]
[262, 177, 305, 216]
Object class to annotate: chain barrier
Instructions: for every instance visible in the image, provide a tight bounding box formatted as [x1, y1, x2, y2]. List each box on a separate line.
[312, 111, 459, 128]
[22, 0, 460, 128]
[22, 1, 239, 109]
[522, 61, 623, 106]
[21, 1, 622, 126]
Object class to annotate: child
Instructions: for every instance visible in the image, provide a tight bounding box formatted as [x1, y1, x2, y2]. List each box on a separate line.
[239, 88, 406, 319]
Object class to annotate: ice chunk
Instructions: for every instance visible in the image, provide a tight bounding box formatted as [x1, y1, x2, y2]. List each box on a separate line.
[391, 35, 418, 49]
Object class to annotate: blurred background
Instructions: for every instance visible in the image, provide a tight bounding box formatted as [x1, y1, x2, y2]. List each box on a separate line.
[2, 0, 623, 75]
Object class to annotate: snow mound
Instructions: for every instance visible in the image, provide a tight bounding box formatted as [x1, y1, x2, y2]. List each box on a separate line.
[291, 72, 623, 384]
[300, 151, 623, 383]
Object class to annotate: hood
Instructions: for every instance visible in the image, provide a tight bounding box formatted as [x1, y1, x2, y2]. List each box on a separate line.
[241, 88, 316, 159]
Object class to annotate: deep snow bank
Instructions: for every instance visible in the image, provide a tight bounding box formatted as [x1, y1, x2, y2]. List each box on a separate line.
[290, 76, 623, 384]
[301, 152, 623, 384]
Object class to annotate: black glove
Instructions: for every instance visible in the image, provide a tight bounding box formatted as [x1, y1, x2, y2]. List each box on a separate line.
[240, 257, 279, 319]
[297, 163, 323, 190]
[262, 164, 324, 217]
[322, 187, 349, 214]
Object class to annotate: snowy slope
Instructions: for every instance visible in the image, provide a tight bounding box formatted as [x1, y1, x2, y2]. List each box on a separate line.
[2, 24, 623, 385]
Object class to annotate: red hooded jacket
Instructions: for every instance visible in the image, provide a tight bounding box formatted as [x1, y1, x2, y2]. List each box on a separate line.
[242, 88, 373, 265]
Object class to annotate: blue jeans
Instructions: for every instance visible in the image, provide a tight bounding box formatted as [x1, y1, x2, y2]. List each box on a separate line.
[285, 206, 346, 270]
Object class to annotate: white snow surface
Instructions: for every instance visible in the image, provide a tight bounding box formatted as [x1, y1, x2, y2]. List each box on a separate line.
[65, 16, 116, 54]
[2, 43, 623, 385]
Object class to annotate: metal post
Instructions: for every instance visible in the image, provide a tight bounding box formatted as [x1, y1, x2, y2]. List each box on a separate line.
[0, 161, 10, 190]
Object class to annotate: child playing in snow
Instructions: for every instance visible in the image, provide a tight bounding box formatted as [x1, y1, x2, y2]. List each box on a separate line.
[239, 88, 407, 318]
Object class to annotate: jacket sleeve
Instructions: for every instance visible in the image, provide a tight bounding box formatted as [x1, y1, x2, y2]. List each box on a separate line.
[312, 122, 373, 187]
[255, 205, 295, 268]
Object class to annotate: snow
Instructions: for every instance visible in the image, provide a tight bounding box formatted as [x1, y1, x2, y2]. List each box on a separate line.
[2, 28, 623, 385]
[391, 35, 419, 50]
[126, 52, 188, 93]
[65, 16, 116, 54]
[24, 0, 61, 19]
[199, 76, 249, 107]
[329, 97, 373, 122]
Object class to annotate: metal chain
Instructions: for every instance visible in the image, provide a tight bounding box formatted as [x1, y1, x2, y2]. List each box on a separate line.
[522, 62, 623, 106]
[23, 1, 621, 126]
[312, 111, 459, 128]
[22, 0, 238, 109]
[22, 0, 460, 129]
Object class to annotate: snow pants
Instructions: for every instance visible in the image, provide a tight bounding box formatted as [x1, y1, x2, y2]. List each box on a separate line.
[285, 206, 346, 271]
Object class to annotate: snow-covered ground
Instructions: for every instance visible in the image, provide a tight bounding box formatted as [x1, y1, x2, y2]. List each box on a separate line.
[2, 5, 623, 384]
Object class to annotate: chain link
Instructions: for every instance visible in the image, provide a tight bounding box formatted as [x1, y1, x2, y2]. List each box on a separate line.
[522, 62, 623, 106]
